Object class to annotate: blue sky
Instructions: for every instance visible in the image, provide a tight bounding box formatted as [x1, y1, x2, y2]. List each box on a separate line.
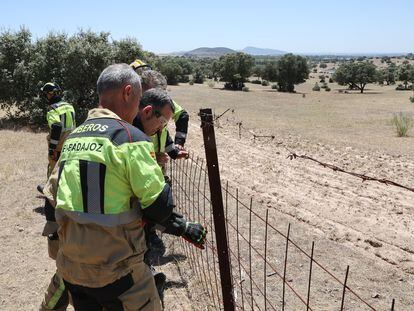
[1, 0, 412, 54]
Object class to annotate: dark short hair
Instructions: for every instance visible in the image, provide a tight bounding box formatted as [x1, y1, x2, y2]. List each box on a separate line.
[139, 88, 174, 112]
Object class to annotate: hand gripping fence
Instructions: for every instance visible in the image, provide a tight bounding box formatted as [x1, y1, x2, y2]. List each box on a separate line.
[168, 108, 398, 310]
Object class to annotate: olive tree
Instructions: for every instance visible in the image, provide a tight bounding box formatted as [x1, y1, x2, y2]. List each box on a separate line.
[333, 61, 378, 93]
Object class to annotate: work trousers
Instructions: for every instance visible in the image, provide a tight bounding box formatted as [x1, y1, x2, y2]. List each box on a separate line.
[63, 262, 161, 311]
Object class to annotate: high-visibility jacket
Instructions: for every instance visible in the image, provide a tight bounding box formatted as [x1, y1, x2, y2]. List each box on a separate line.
[46, 101, 76, 131]
[46, 101, 76, 176]
[171, 100, 189, 146]
[45, 108, 168, 288]
[150, 100, 189, 159]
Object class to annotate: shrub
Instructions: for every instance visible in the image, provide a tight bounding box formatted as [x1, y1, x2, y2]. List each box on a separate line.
[261, 80, 269, 86]
[242, 86, 249, 92]
[391, 112, 412, 137]
[396, 84, 408, 90]
[251, 79, 261, 84]
[325, 87, 331, 91]
[329, 77, 334, 83]
[189, 80, 194, 85]
[224, 81, 245, 90]
[179, 75, 190, 83]
[319, 75, 325, 83]
[410, 96, 414, 103]
[312, 82, 320, 91]
[193, 68, 204, 84]
[319, 63, 327, 68]
[271, 84, 278, 89]
[321, 82, 328, 89]
[207, 80, 215, 88]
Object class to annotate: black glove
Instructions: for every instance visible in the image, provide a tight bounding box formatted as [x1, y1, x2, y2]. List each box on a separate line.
[44, 198, 56, 222]
[182, 222, 207, 249]
[162, 212, 207, 249]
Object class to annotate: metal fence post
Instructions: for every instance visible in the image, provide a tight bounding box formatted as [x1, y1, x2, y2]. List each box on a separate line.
[200, 108, 235, 311]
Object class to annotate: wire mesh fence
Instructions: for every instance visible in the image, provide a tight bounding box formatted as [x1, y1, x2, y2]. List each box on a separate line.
[167, 108, 397, 310]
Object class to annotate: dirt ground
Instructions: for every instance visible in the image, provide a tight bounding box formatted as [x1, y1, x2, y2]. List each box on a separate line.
[1, 79, 414, 310]
[168, 80, 414, 310]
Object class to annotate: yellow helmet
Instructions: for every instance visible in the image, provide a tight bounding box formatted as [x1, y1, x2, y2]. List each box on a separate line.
[130, 59, 152, 71]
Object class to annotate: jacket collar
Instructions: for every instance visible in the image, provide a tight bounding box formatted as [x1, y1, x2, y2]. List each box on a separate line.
[86, 108, 122, 121]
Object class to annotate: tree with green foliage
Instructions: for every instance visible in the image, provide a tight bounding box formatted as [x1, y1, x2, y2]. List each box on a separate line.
[251, 65, 264, 80]
[63, 30, 114, 120]
[377, 64, 396, 85]
[0, 27, 34, 119]
[333, 61, 378, 93]
[0, 28, 151, 126]
[159, 59, 183, 85]
[214, 52, 254, 90]
[157, 56, 195, 84]
[262, 62, 278, 82]
[397, 63, 414, 90]
[112, 37, 144, 63]
[275, 54, 309, 92]
[192, 66, 204, 84]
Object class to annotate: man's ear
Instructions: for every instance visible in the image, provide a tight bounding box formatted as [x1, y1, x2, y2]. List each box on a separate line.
[142, 105, 153, 117]
[123, 84, 132, 101]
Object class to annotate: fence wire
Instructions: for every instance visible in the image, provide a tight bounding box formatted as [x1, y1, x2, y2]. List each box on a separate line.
[169, 154, 396, 310]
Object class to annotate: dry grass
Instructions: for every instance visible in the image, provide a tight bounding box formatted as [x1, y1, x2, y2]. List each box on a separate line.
[391, 112, 413, 137]
[2, 75, 414, 310]
[169, 78, 414, 156]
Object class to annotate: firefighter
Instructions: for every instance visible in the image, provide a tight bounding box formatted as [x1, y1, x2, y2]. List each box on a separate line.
[39, 82, 76, 311]
[130, 60, 190, 170]
[37, 82, 76, 193]
[130, 62, 190, 264]
[43, 64, 206, 310]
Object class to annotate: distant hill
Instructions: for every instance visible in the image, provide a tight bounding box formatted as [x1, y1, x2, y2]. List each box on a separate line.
[165, 46, 287, 58]
[241, 46, 286, 56]
[183, 47, 236, 58]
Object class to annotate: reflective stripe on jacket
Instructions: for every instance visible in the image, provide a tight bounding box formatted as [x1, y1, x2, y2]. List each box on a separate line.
[47, 101, 76, 131]
[172, 100, 189, 146]
[44, 108, 166, 288]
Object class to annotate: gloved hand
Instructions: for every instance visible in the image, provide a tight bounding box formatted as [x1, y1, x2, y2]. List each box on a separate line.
[182, 222, 207, 249]
[162, 212, 207, 249]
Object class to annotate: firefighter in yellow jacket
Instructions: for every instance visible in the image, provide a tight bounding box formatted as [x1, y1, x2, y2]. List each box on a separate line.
[37, 82, 76, 194]
[130, 60, 190, 171]
[130, 62, 190, 264]
[39, 82, 76, 311]
[43, 64, 206, 310]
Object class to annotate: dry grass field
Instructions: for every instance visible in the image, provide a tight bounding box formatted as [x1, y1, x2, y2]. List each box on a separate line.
[1, 76, 414, 310]
[170, 79, 414, 309]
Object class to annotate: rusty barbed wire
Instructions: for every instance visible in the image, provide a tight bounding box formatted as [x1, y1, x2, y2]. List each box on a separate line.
[232, 117, 414, 194]
[285, 148, 414, 193]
